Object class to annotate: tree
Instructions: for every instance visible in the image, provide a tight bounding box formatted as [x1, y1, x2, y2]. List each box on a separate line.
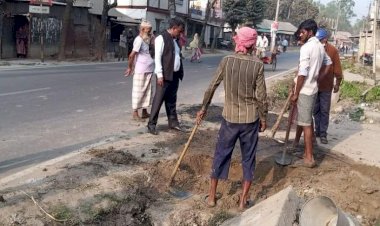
[199, 0, 218, 47]
[58, 0, 74, 60]
[318, 0, 355, 32]
[96, 0, 118, 61]
[264, 0, 318, 26]
[223, 0, 265, 31]
[0, 0, 6, 59]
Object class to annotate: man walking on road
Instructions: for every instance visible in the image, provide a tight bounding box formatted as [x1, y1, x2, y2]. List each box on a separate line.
[292, 19, 332, 167]
[147, 17, 185, 135]
[313, 28, 343, 144]
[118, 30, 127, 61]
[196, 27, 267, 210]
[125, 21, 155, 121]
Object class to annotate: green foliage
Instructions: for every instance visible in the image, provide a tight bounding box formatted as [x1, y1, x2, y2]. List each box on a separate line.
[272, 77, 293, 100]
[223, 0, 265, 30]
[366, 86, 380, 102]
[207, 211, 234, 226]
[50, 203, 80, 225]
[317, 0, 355, 32]
[264, 0, 319, 26]
[340, 81, 367, 102]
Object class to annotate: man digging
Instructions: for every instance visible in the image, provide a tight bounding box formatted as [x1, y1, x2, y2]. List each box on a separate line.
[291, 19, 332, 167]
[196, 27, 267, 210]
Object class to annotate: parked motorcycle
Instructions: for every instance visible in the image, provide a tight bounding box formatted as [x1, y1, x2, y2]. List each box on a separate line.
[360, 53, 373, 66]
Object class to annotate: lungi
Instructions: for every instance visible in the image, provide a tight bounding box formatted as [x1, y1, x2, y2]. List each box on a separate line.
[132, 73, 153, 110]
[211, 118, 260, 181]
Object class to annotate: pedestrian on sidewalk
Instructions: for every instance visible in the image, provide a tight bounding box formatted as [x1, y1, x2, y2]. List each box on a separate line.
[313, 28, 343, 144]
[291, 19, 332, 168]
[189, 33, 202, 63]
[125, 20, 155, 121]
[118, 30, 127, 61]
[147, 17, 185, 135]
[196, 27, 268, 210]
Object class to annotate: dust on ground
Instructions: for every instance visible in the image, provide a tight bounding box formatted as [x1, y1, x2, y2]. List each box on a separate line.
[0, 105, 379, 226]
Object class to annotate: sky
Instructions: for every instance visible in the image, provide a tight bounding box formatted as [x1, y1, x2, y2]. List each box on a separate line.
[318, 0, 372, 22]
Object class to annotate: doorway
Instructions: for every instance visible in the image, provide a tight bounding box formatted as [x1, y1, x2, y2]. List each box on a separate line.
[15, 15, 29, 58]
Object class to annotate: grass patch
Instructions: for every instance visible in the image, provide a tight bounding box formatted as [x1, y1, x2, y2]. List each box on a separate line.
[50, 203, 80, 225]
[366, 86, 380, 102]
[340, 81, 368, 102]
[207, 211, 234, 226]
[271, 77, 293, 100]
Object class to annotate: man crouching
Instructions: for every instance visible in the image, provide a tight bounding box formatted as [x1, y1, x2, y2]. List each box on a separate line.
[196, 27, 268, 210]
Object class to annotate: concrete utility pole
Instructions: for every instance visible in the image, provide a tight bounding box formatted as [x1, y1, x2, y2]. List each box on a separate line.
[373, 0, 379, 76]
[270, 0, 280, 53]
[334, 0, 341, 40]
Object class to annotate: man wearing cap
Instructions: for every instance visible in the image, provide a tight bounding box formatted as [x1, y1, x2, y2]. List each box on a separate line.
[314, 28, 343, 144]
[196, 27, 268, 210]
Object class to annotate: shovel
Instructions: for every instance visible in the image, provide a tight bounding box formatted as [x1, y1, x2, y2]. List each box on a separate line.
[275, 103, 296, 166]
[167, 123, 199, 199]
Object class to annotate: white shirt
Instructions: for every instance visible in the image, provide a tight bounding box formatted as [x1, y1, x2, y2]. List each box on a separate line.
[282, 39, 288, 47]
[256, 36, 268, 48]
[296, 37, 332, 95]
[154, 35, 181, 79]
[132, 36, 154, 73]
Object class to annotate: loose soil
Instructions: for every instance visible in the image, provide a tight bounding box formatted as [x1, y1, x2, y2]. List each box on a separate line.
[0, 105, 379, 226]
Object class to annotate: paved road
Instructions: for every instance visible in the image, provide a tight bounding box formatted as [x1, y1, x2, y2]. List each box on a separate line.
[0, 51, 299, 176]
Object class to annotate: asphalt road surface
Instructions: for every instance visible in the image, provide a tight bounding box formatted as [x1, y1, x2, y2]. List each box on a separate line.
[0, 51, 299, 176]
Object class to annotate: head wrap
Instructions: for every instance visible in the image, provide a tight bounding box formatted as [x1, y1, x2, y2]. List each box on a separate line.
[233, 27, 258, 53]
[316, 28, 328, 40]
[140, 20, 152, 28]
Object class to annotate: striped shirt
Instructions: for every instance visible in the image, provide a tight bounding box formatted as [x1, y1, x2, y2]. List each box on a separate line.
[201, 54, 268, 124]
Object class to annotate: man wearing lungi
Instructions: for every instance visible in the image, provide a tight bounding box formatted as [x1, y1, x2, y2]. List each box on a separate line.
[125, 21, 154, 121]
[314, 28, 343, 144]
[291, 20, 332, 167]
[196, 27, 268, 210]
[147, 17, 185, 135]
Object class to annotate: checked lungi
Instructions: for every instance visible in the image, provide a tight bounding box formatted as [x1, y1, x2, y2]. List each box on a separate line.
[211, 119, 260, 181]
[132, 73, 153, 110]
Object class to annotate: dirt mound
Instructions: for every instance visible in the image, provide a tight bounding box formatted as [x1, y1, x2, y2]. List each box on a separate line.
[88, 147, 140, 165]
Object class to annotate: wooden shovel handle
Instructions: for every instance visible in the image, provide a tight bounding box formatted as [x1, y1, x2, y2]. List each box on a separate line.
[270, 90, 292, 138]
[169, 123, 199, 185]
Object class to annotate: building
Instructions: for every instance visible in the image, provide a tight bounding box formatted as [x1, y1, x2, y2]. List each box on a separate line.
[0, 0, 92, 59]
[256, 19, 297, 46]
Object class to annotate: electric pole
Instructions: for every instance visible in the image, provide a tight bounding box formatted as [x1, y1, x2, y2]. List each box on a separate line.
[270, 0, 280, 53]
[373, 0, 378, 76]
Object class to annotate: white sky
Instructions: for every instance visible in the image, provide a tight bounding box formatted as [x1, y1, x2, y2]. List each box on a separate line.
[317, 0, 372, 21]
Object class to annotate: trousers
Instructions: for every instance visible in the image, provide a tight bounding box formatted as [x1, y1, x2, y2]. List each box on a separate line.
[313, 91, 332, 137]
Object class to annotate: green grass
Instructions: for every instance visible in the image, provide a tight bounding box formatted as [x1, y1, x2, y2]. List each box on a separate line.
[340, 81, 368, 102]
[366, 86, 380, 102]
[272, 77, 293, 100]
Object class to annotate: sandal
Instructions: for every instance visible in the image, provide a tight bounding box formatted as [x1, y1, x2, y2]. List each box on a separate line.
[291, 159, 317, 168]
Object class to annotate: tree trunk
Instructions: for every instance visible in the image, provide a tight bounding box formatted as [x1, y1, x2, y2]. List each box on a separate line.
[200, 0, 217, 48]
[58, 0, 73, 61]
[95, 0, 117, 61]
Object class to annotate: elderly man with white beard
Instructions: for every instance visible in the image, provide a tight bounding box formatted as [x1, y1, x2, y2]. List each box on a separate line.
[125, 21, 155, 121]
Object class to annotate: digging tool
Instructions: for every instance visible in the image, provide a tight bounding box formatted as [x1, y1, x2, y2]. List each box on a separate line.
[269, 90, 293, 139]
[167, 123, 199, 199]
[275, 103, 295, 166]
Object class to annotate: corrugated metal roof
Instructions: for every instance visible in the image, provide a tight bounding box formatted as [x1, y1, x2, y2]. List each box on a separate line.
[257, 19, 297, 33]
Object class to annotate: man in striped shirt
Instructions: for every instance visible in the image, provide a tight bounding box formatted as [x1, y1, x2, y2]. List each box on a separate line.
[196, 27, 267, 210]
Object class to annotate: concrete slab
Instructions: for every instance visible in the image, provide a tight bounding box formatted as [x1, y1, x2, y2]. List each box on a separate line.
[221, 186, 300, 226]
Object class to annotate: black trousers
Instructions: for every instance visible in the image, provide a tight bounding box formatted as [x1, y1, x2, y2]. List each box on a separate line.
[148, 72, 180, 128]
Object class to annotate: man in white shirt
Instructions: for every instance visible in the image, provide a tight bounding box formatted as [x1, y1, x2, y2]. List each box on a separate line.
[147, 17, 185, 135]
[256, 33, 268, 57]
[291, 19, 332, 168]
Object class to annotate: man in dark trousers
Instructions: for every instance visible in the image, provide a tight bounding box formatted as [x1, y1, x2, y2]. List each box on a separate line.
[147, 17, 185, 135]
[314, 28, 343, 144]
[196, 27, 267, 210]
